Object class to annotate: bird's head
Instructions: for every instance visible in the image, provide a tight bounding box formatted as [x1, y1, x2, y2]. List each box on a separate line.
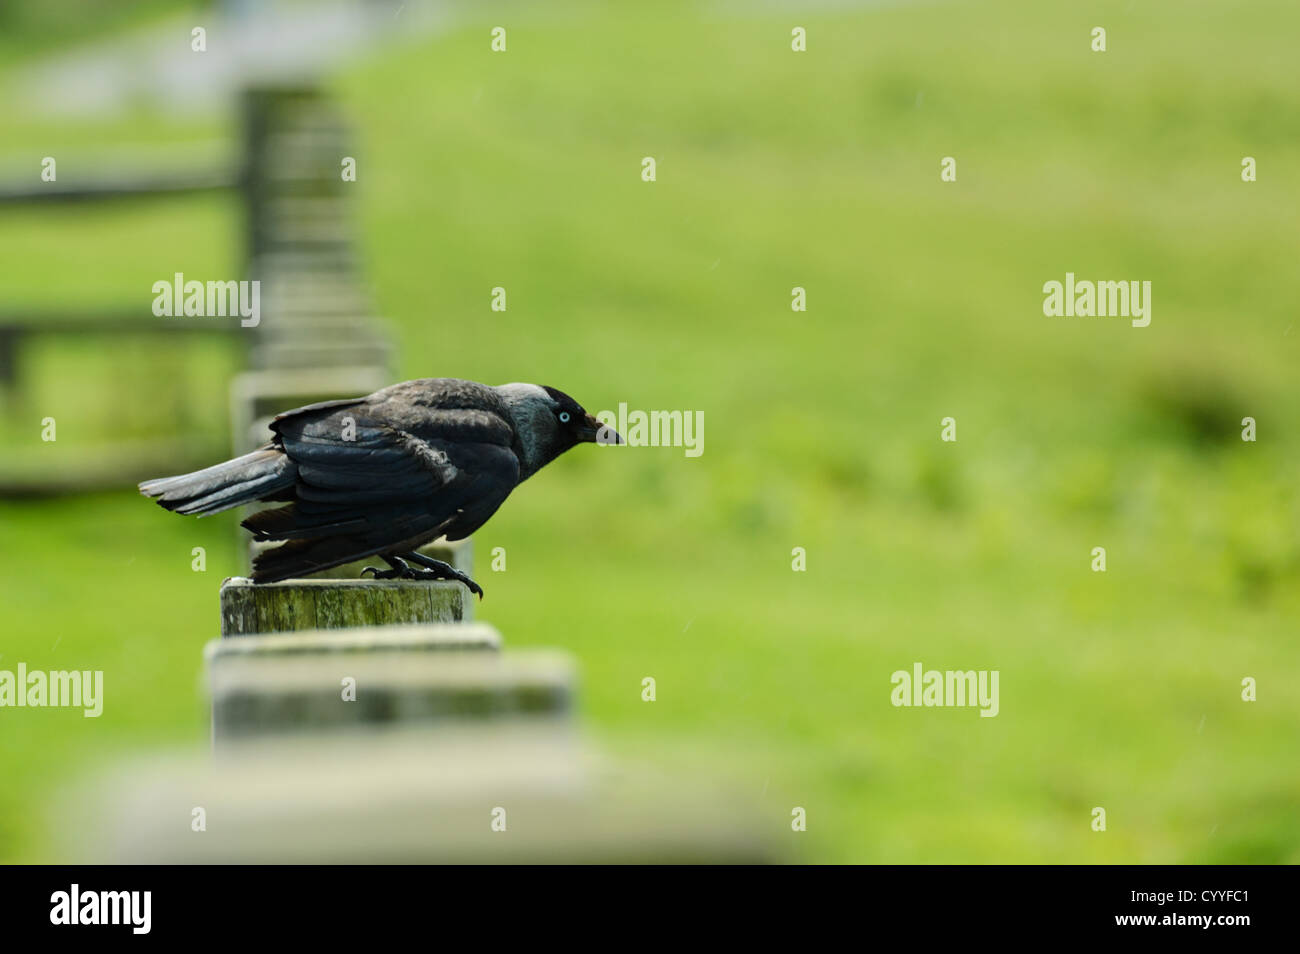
[495, 382, 622, 478]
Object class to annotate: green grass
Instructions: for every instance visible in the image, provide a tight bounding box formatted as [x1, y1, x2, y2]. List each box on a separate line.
[0, 0, 1297, 863]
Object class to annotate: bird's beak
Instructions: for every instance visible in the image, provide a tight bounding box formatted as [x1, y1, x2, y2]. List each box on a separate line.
[581, 412, 622, 445]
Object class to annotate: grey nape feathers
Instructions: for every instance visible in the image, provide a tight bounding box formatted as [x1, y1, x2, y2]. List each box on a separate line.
[139, 378, 621, 597]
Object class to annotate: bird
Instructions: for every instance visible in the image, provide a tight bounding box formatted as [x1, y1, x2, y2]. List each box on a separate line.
[138, 378, 621, 597]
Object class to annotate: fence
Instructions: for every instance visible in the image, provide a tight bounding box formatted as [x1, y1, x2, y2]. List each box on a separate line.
[38, 84, 779, 863]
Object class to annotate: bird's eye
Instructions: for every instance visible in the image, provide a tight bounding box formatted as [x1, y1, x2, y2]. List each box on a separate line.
[558, 411, 571, 423]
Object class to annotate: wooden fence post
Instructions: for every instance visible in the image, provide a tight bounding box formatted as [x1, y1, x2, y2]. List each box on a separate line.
[208, 643, 574, 742]
[219, 577, 467, 634]
[210, 579, 571, 743]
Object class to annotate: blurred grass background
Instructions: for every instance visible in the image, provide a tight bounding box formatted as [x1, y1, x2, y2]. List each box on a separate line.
[0, 0, 1297, 863]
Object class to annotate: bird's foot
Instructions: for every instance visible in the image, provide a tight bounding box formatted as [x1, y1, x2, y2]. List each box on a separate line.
[362, 555, 485, 600]
[405, 552, 485, 600]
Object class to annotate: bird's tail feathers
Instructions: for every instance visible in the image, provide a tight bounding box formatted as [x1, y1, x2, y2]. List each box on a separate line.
[138, 446, 296, 516]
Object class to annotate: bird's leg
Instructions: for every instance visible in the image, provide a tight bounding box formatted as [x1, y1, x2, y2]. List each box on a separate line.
[360, 552, 485, 600]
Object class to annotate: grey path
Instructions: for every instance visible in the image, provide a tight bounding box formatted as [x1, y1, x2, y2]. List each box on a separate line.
[5, 0, 451, 118]
[7, 0, 924, 119]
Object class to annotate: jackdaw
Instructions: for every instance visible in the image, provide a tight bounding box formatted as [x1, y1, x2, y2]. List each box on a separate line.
[139, 378, 621, 597]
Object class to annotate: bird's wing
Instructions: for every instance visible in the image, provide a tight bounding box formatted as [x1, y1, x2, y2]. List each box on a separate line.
[245, 403, 521, 582]
[270, 396, 367, 423]
[244, 403, 519, 540]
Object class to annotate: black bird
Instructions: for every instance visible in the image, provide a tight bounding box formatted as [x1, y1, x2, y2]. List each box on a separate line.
[139, 379, 620, 597]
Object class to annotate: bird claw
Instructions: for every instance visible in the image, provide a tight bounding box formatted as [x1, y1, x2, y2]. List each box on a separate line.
[420, 565, 485, 600]
[361, 559, 485, 599]
[455, 573, 485, 601]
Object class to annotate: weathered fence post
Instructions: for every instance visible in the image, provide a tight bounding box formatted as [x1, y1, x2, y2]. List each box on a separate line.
[219, 577, 468, 634]
[208, 578, 573, 744]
